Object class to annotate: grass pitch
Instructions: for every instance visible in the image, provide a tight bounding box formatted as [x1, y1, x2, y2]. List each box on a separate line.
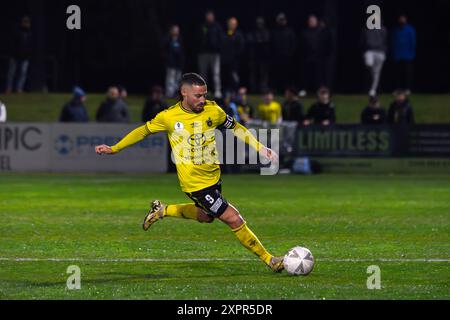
[0, 173, 449, 299]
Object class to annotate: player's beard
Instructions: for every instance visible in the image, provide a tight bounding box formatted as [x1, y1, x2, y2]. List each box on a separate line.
[192, 103, 205, 113]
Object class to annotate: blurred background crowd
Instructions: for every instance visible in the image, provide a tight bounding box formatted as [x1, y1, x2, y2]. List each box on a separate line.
[0, 0, 449, 125]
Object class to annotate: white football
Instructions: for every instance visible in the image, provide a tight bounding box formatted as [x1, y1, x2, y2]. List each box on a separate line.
[283, 246, 315, 276]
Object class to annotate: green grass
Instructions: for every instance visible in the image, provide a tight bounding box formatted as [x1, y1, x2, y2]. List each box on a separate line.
[0, 173, 449, 299]
[1, 93, 450, 124]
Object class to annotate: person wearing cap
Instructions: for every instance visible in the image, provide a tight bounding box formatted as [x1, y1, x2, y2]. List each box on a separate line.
[360, 96, 386, 125]
[59, 86, 89, 122]
[270, 12, 297, 93]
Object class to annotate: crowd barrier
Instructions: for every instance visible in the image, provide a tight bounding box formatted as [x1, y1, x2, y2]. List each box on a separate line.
[0, 123, 167, 173]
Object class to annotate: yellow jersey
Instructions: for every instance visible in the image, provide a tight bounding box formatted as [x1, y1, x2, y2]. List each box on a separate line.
[111, 100, 263, 193]
[257, 101, 282, 124]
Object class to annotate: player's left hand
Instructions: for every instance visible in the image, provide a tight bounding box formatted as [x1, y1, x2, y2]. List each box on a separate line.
[259, 147, 279, 162]
[95, 144, 114, 155]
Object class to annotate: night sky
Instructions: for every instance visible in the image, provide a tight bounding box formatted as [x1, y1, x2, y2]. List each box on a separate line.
[1, 0, 449, 93]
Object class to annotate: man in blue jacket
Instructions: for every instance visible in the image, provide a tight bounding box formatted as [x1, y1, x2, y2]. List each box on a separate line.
[391, 14, 416, 94]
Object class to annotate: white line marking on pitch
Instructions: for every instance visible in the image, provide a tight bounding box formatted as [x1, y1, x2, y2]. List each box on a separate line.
[0, 257, 449, 263]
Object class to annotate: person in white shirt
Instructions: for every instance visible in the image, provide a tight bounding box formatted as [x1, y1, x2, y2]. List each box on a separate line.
[0, 101, 7, 122]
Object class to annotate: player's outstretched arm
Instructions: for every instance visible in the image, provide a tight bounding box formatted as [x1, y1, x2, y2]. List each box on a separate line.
[259, 145, 279, 162]
[231, 122, 278, 162]
[94, 124, 151, 155]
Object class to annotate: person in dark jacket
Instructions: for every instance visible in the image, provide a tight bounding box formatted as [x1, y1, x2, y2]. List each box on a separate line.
[197, 10, 224, 98]
[247, 16, 271, 93]
[221, 17, 245, 97]
[163, 25, 185, 98]
[391, 14, 416, 93]
[59, 86, 89, 122]
[317, 18, 336, 92]
[387, 89, 414, 124]
[303, 87, 336, 126]
[361, 13, 388, 97]
[270, 13, 297, 93]
[300, 15, 324, 95]
[96, 86, 130, 123]
[5, 16, 32, 94]
[282, 86, 304, 126]
[361, 95, 386, 125]
[142, 85, 168, 122]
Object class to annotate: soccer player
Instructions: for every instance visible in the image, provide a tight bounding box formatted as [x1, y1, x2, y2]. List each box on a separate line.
[95, 73, 284, 272]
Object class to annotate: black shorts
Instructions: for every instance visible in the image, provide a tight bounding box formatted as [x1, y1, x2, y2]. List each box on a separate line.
[185, 180, 229, 218]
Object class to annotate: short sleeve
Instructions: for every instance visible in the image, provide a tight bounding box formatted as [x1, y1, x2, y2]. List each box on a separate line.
[146, 110, 167, 133]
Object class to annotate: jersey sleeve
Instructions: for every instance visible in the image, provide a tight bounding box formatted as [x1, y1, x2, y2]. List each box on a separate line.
[145, 110, 167, 133]
[215, 104, 263, 152]
[110, 124, 151, 153]
[233, 122, 263, 152]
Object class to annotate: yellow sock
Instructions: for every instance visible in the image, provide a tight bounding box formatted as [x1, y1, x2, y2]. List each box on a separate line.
[232, 222, 272, 265]
[164, 203, 198, 220]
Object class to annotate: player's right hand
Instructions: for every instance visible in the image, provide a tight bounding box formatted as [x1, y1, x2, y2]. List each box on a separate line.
[95, 144, 114, 155]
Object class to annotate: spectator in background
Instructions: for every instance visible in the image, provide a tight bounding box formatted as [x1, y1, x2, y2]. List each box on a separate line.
[392, 14, 416, 94]
[303, 86, 336, 126]
[118, 85, 128, 100]
[282, 86, 304, 126]
[388, 89, 414, 124]
[318, 18, 336, 92]
[0, 101, 7, 122]
[163, 24, 184, 98]
[270, 13, 296, 93]
[247, 16, 270, 93]
[142, 85, 168, 122]
[96, 86, 130, 123]
[257, 89, 282, 125]
[221, 17, 245, 97]
[299, 15, 324, 96]
[361, 96, 386, 125]
[197, 10, 223, 98]
[5, 16, 32, 94]
[221, 93, 241, 123]
[235, 86, 254, 125]
[360, 14, 387, 97]
[59, 86, 89, 122]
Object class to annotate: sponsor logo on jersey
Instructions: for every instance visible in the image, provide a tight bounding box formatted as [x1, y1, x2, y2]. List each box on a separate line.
[188, 133, 206, 146]
[174, 122, 184, 131]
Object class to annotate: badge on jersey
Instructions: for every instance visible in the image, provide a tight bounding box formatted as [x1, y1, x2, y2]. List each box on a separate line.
[174, 121, 184, 131]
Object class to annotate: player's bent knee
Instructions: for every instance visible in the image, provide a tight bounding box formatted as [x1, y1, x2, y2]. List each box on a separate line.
[199, 215, 214, 223]
[197, 210, 214, 223]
